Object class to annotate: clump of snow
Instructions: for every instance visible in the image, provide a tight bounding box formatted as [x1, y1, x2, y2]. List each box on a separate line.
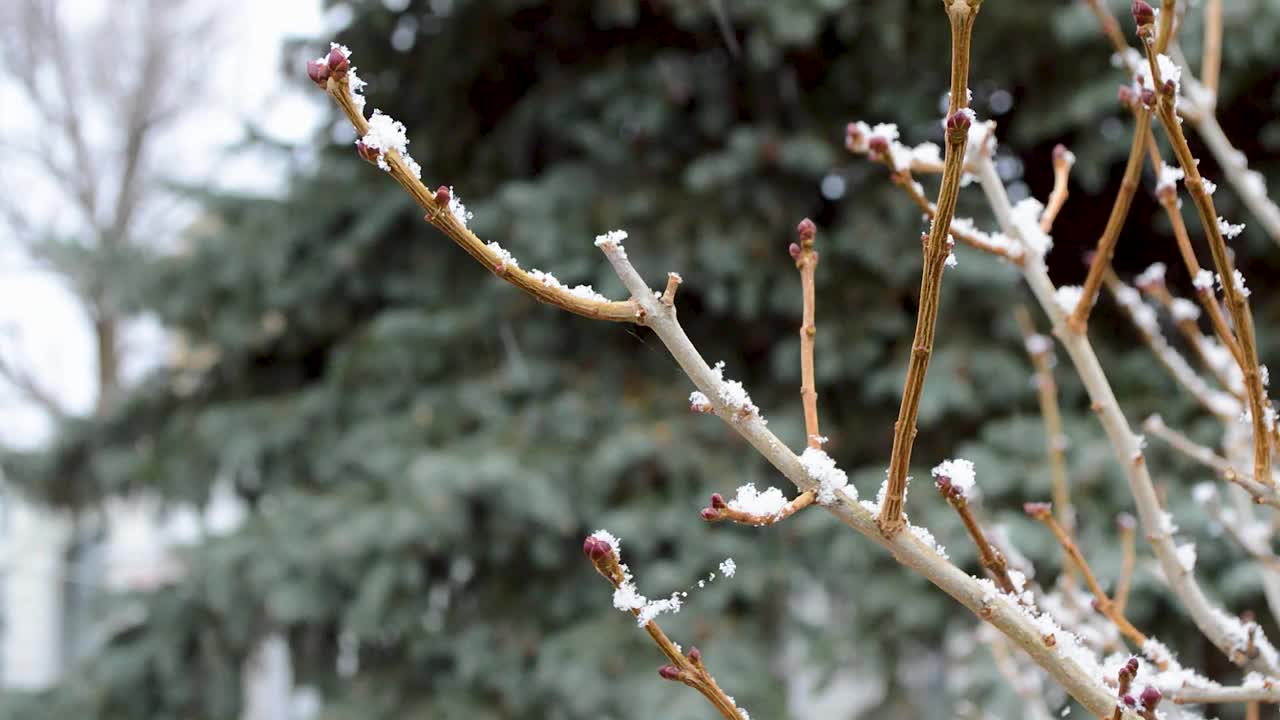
[908, 522, 947, 560]
[527, 269, 608, 302]
[486, 241, 519, 271]
[1135, 262, 1166, 287]
[592, 529, 732, 628]
[1010, 198, 1051, 255]
[719, 558, 737, 578]
[1218, 217, 1246, 240]
[689, 391, 713, 413]
[1216, 269, 1251, 298]
[594, 229, 628, 251]
[1025, 333, 1052, 356]
[1170, 298, 1200, 322]
[1192, 483, 1218, 504]
[1175, 543, 1197, 573]
[931, 458, 977, 498]
[1054, 285, 1085, 315]
[361, 110, 421, 178]
[1202, 179, 1217, 195]
[1155, 163, 1184, 194]
[799, 447, 851, 505]
[710, 361, 759, 419]
[726, 484, 789, 519]
[1134, 53, 1182, 104]
[1193, 269, 1215, 291]
[446, 186, 473, 226]
[1112, 283, 1159, 336]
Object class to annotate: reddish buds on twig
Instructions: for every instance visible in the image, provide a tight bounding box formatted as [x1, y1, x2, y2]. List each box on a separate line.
[583, 536, 613, 563]
[1131, 1, 1155, 29]
[434, 185, 451, 207]
[788, 242, 801, 260]
[1023, 501, 1052, 519]
[946, 110, 972, 133]
[1139, 88, 1157, 108]
[355, 140, 380, 164]
[1117, 85, 1136, 108]
[658, 665, 683, 681]
[797, 218, 817, 246]
[1139, 685, 1161, 717]
[327, 46, 350, 78]
[710, 493, 726, 509]
[1160, 79, 1177, 98]
[306, 60, 330, 88]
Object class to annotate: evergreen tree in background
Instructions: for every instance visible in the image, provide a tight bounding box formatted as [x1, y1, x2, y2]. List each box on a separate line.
[5, 1, 1280, 717]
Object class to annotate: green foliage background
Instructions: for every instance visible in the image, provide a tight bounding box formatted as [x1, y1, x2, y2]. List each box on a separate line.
[5, 1, 1280, 718]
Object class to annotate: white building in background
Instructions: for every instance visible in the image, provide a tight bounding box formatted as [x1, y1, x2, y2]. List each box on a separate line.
[0, 478, 309, 719]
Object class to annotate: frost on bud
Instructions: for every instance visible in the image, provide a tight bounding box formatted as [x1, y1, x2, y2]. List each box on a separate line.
[1023, 501, 1052, 519]
[327, 46, 350, 77]
[845, 122, 864, 152]
[867, 135, 890, 157]
[1131, 0, 1155, 28]
[1139, 685, 1162, 710]
[945, 109, 972, 133]
[583, 536, 613, 563]
[306, 59, 330, 88]
[434, 185, 451, 207]
[355, 140, 380, 164]
[658, 665, 683, 681]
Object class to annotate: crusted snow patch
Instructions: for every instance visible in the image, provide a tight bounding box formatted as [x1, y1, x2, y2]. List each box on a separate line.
[931, 458, 976, 498]
[709, 361, 759, 419]
[727, 484, 789, 519]
[1054, 285, 1084, 315]
[799, 447, 851, 505]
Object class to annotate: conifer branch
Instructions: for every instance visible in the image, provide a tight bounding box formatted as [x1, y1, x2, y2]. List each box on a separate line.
[879, 0, 982, 538]
[583, 536, 746, 720]
[1024, 503, 1150, 651]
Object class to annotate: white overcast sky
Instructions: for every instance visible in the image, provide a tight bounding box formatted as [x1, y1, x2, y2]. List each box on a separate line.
[0, 0, 329, 448]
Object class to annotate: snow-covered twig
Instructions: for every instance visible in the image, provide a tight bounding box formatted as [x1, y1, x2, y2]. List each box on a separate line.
[1025, 503, 1149, 651]
[934, 459, 1020, 597]
[1014, 306, 1075, 538]
[583, 534, 747, 719]
[1143, 415, 1280, 510]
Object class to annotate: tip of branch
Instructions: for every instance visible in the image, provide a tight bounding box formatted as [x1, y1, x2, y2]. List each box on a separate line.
[583, 536, 613, 562]
[796, 218, 817, 247]
[326, 45, 351, 78]
[1023, 501, 1053, 519]
[658, 665, 684, 681]
[1131, 1, 1155, 29]
[306, 59, 330, 88]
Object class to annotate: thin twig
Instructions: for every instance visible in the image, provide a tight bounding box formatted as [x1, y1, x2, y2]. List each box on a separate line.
[1014, 306, 1075, 543]
[1114, 514, 1137, 615]
[1174, 683, 1280, 705]
[880, 0, 982, 537]
[1201, 0, 1222, 99]
[794, 219, 821, 450]
[1069, 106, 1151, 333]
[1103, 270, 1237, 418]
[1143, 415, 1280, 509]
[1142, 38, 1273, 488]
[318, 69, 638, 324]
[701, 490, 815, 527]
[583, 537, 745, 719]
[936, 476, 1019, 596]
[972, 151, 1278, 674]
[1039, 145, 1073, 233]
[1024, 503, 1150, 650]
[886, 167, 1023, 262]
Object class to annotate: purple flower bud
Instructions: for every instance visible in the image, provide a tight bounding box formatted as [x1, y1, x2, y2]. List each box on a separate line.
[306, 59, 330, 88]
[789, 242, 801, 259]
[1052, 144, 1068, 162]
[688, 646, 702, 663]
[355, 140, 379, 164]
[1118, 85, 1136, 106]
[1140, 87, 1157, 107]
[845, 122, 864, 150]
[1140, 686, 1162, 708]
[434, 186, 452, 206]
[1127, 657, 1141, 674]
[327, 46, 350, 77]
[710, 493, 726, 509]
[1123, 694, 1136, 707]
[868, 136, 890, 156]
[1023, 502, 1052, 518]
[700, 507, 719, 522]
[946, 110, 972, 132]
[658, 665, 682, 681]
[1132, 1, 1155, 27]
[1161, 79, 1177, 97]
[583, 536, 613, 562]
[797, 218, 817, 244]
